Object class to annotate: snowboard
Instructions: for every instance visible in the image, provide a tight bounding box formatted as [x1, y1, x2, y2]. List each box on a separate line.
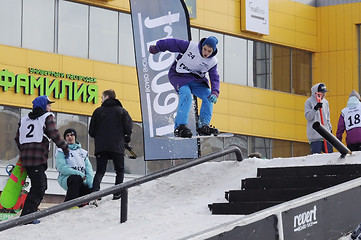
[0, 190, 28, 221]
[155, 132, 234, 140]
[0, 159, 28, 209]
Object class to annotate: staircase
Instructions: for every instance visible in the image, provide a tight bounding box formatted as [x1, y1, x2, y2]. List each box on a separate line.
[208, 164, 361, 215]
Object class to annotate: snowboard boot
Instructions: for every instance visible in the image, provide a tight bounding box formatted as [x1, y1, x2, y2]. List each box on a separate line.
[112, 193, 122, 200]
[174, 124, 193, 138]
[196, 125, 220, 136]
[24, 219, 40, 225]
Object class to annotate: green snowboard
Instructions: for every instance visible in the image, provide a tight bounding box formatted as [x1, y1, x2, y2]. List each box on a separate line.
[0, 159, 27, 209]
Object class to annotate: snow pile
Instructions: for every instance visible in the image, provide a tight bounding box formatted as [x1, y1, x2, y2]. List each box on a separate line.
[1, 151, 360, 240]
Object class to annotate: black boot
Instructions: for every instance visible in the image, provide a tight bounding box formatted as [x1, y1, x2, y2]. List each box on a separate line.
[197, 125, 219, 136]
[174, 124, 193, 138]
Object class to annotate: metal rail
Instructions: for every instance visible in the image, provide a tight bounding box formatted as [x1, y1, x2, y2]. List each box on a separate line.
[0, 145, 243, 231]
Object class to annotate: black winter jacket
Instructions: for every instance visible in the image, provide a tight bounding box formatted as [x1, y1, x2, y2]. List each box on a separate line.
[89, 98, 133, 155]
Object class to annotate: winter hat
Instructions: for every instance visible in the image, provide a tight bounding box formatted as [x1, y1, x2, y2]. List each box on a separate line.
[349, 90, 360, 100]
[317, 83, 328, 92]
[64, 128, 77, 140]
[32, 95, 55, 111]
[202, 36, 218, 51]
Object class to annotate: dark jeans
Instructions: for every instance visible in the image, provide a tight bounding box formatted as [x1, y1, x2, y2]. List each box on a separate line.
[92, 152, 124, 195]
[64, 175, 92, 202]
[20, 164, 47, 217]
[310, 141, 334, 154]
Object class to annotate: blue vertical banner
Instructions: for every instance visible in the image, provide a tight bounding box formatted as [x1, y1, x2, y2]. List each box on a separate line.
[130, 0, 198, 160]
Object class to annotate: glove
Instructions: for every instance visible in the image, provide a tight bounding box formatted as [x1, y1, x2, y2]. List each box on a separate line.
[124, 143, 131, 151]
[208, 94, 218, 104]
[149, 45, 159, 54]
[63, 148, 70, 159]
[314, 102, 323, 110]
[124, 134, 131, 144]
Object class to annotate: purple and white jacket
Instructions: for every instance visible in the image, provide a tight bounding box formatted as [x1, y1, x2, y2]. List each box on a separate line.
[154, 38, 220, 97]
[336, 96, 361, 145]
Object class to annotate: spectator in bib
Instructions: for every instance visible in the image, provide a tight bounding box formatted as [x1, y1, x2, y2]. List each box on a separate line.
[89, 90, 133, 200]
[304, 83, 333, 154]
[336, 90, 361, 151]
[56, 128, 94, 203]
[149, 36, 220, 138]
[15, 95, 69, 224]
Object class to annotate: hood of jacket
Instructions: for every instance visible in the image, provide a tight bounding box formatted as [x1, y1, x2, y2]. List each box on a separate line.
[101, 98, 123, 108]
[198, 38, 218, 58]
[68, 142, 82, 151]
[310, 83, 324, 99]
[28, 107, 48, 119]
[347, 96, 360, 108]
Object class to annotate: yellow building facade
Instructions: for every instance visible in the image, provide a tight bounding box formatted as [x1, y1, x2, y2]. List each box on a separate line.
[0, 0, 360, 166]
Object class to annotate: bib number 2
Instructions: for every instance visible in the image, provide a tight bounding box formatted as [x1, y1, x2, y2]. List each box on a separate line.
[26, 124, 35, 138]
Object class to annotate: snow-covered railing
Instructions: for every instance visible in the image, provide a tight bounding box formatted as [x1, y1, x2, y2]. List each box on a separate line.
[0, 145, 243, 231]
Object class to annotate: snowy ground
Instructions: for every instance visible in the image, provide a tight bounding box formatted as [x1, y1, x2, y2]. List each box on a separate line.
[1, 151, 360, 240]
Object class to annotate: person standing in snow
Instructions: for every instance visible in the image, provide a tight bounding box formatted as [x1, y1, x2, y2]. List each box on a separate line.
[89, 90, 133, 200]
[56, 128, 94, 202]
[149, 36, 220, 138]
[304, 83, 333, 154]
[336, 90, 361, 151]
[15, 95, 69, 224]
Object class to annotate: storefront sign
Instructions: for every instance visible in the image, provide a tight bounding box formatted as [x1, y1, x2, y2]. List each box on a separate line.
[242, 0, 269, 35]
[0, 68, 98, 103]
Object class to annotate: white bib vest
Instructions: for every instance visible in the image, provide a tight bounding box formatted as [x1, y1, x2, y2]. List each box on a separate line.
[19, 112, 53, 144]
[58, 147, 88, 174]
[341, 104, 361, 131]
[176, 42, 218, 78]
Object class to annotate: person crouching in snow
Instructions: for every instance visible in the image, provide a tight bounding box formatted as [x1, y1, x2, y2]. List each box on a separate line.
[56, 128, 94, 203]
[149, 36, 220, 138]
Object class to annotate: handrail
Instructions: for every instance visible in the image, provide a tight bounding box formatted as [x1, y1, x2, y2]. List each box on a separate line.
[0, 145, 243, 231]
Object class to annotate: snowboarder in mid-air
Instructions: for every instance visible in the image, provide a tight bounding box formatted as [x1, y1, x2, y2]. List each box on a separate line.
[149, 36, 220, 138]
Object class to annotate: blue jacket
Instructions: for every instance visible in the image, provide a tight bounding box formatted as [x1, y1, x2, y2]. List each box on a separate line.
[56, 142, 94, 191]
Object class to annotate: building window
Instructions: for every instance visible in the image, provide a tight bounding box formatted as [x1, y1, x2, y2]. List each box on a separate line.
[292, 49, 312, 96]
[22, 0, 55, 53]
[272, 139, 292, 158]
[247, 136, 309, 159]
[251, 41, 312, 95]
[224, 35, 248, 86]
[253, 42, 271, 89]
[89, 6, 118, 63]
[0, 104, 146, 175]
[273, 45, 291, 93]
[0, 106, 21, 165]
[58, 0, 89, 58]
[0, 0, 22, 47]
[118, 13, 136, 67]
[292, 141, 310, 157]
